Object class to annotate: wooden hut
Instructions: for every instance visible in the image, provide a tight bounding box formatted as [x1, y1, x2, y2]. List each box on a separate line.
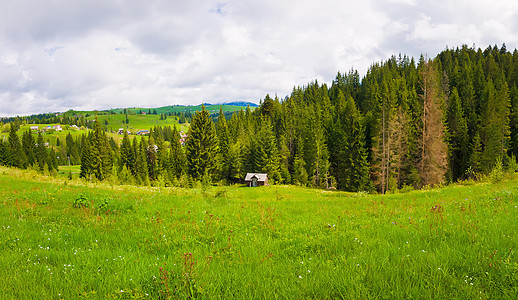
[244, 173, 268, 187]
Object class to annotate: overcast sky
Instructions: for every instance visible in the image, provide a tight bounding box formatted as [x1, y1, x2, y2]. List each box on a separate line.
[1, 0, 518, 117]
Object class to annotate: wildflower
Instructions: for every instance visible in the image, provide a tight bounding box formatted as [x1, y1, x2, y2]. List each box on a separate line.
[298, 275, 302, 279]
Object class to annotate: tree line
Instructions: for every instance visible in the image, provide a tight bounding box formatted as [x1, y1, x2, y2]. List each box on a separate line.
[1, 44, 518, 192]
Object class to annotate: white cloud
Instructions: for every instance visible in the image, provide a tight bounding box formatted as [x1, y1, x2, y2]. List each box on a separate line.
[1, 0, 518, 116]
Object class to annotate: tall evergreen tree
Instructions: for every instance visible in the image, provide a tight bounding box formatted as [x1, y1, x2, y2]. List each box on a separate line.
[22, 130, 36, 167]
[217, 108, 232, 181]
[8, 124, 28, 168]
[65, 133, 80, 165]
[135, 138, 149, 185]
[185, 105, 218, 181]
[119, 130, 135, 175]
[446, 88, 469, 181]
[329, 91, 370, 191]
[35, 133, 47, 172]
[0, 139, 12, 166]
[168, 125, 185, 180]
[89, 119, 112, 181]
[341, 96, 371, 191]
[479, 76, 511, 172]
[79, 134, 92, 180]
[418, 57, 448, 186]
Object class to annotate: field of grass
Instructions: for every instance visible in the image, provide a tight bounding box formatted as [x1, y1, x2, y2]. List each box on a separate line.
[1, 104, 252, 145]
[57, 165, 81, 180]
[1, 166, 518, 298]
[1, 117, 188, 147]
[86, 114, 189, 136]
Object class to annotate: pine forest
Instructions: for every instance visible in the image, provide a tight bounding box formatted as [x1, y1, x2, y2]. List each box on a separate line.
[2, 44, 518, 193]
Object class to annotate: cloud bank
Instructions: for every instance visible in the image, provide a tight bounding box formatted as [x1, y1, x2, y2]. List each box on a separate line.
[1, 0, 518, 116]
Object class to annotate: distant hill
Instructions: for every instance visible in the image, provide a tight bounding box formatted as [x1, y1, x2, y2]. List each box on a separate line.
[220, 101, 259, 107]
[104, 103, 255, 115]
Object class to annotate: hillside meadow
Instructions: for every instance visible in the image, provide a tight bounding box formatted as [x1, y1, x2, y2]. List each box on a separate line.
[0, 116, 188, 146]
[1, 166, 518, 299]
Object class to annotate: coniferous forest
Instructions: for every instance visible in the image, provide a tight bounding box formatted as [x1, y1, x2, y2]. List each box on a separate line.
[2, 44, 518, 193]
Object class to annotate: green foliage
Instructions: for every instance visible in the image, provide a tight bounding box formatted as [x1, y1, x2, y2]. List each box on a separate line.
[507, 154, 518, 173]
[8, 123, 28, 168]
[72, 193, 89, 208]
[490, 157, 505, 183]
[446, 88, 469, 182]
[186, 105, 218, 181]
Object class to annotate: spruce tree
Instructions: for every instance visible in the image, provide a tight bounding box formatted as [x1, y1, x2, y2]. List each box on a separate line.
[168, 125, 185, 179]
[468, 132, 482, 177]
[135, 138, 149, 185]
[22, 130, 36, 167]
[35, 133, 47, 171]
[217, 108, 231, 181]
[119, 130, 133, 173]
[479, 76, 511, 172]
[329, 91, 370, 191]
[418, 57, 447, 186]
[65, 133, 80, 165]
[147, 136, 158, 181]
[8, 124, 28, 168]
[79, 134, 92, 180]
[185, 105, 218, 181]
[90, 119, 112, 181]
[341, 96, 371, 191]
[292, 141, 308, 185]
[446, 88, 469, 181]
[0, 139, 12, 166]
[46, 148, 58, 172]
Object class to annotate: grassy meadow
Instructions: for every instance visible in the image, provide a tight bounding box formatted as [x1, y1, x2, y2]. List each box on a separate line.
[1, 166, 518, 299]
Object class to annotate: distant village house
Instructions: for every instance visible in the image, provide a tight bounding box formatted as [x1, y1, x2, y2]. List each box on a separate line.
[245, 173, 268, 187]
[118, 128, 131, 135]
[179, 131, 187, 145]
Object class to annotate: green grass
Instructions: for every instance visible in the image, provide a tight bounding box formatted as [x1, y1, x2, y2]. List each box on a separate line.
[1, 166, 518, 298]
[57, 165, 81, 180]
[85, 114, 189, 134]
[1, 118, 187, 146]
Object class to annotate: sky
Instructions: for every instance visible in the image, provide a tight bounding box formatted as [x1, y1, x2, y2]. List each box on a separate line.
[1, 0, 518, 117]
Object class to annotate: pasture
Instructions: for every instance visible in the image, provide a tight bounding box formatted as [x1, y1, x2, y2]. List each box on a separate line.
[1, 166, 517, 299]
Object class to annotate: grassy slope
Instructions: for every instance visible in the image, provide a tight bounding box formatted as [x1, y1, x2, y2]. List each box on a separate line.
[1, 104, 250, 143]
[1, 167, 518, 298]
[86, 114, 189, 135]
[1, 116, 188, 146]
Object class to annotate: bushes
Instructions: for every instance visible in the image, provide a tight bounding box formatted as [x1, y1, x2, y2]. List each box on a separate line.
[72, 194, 89, 208]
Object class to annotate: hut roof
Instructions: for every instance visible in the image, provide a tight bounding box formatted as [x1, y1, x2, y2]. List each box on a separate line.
[245, 173, 268, 182]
